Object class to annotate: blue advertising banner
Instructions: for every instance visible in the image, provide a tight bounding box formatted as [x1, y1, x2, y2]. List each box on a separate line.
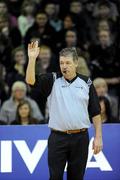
[0, 124, 120, 180]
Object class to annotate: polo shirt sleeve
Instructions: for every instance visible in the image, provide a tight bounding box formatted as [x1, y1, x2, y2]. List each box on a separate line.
[31, 73, 54, 98]
[88, 82, 101, 119]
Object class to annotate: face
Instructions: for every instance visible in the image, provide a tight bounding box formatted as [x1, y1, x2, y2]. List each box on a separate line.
[36, 13, 47, 27]
[0, 17, 8, 30]
[99, 5, 110, 18]
[39, 48, 51, 69]
[18, 104, 30, 118]
[70, 2, 82, 14]
[45, 4, 56, 16]
[98, 30, 110, 46]
[13, 89, 25, 100]
[98, 20, 110, 31]
[64, 16, 73, 29]
[0, 3, 7, 13]
[65, 31, 77, 47]
[14, 50, 26, 65]
[60, 56, 78, 79]
[24, 4, 34, 14]
[95, 84, 107, 96]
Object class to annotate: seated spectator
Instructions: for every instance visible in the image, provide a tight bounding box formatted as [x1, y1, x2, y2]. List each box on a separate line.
[93, 0, 119, 22]
[56, 15, 75, 51]
[6, 46, 27, 88]
[0, 13, 22, 49]
[76, 56, 90, 77]
[0, 0, 17, 27]
[18, 0, 36, 37]
[44, 2, 62, 32]
[93, 78, 119, 120]
[89, 30, 120, 91]
[69, 0, 88, 45]
[24, 11, 56, 51]
[11, 100, 40, 125]
[0, 81, 43, 124]
[36, 45, 58, 74]
[0, 63, 9, 106]
[99, 96, 118, 123]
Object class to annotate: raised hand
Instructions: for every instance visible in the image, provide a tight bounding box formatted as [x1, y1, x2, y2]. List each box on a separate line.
[28, 41, 40, 59]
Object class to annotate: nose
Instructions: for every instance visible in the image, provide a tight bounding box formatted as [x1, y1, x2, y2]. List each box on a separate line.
[62, 64, 67, 69]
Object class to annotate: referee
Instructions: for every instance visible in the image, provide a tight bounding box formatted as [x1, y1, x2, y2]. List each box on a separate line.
[26, 41, 103, 180]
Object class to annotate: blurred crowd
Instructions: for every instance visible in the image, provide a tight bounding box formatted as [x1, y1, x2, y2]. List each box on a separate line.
[0, 0, 120, 125]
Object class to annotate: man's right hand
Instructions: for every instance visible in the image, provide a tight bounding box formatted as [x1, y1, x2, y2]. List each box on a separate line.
[28, 41, 40, 60]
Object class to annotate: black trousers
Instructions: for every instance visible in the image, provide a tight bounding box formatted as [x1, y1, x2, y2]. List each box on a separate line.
[48, 130, 89, 180]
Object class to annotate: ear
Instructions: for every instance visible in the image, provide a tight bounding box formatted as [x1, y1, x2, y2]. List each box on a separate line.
[74, 60, 78, 68]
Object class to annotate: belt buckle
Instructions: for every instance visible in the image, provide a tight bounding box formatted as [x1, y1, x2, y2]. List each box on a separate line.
[66, 130, 71, 134]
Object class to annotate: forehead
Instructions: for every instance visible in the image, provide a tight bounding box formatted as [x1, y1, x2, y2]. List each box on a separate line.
[60, 56, 73, 62]
[20, 104, 29, 108]
[36, 14, 47, 19]
[15, 50, 24, 55]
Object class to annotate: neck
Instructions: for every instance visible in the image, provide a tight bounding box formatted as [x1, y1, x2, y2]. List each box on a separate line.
[64, 72, 77, 81]
[101, 113, 107, 123]
[21, 117, 29, 125]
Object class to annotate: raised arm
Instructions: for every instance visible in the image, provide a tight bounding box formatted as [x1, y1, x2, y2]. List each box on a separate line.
[26, 41, 40, 85]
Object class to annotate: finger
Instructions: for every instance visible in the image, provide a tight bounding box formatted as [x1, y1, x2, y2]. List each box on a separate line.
[35, 41, 38, 48]
[94, 146, 102, 154]
[31, 41, 34, 48]
[28, 43, 32, 49]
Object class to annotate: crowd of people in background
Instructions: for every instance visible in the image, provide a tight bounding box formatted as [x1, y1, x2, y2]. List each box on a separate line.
[0, 0, 120, 125]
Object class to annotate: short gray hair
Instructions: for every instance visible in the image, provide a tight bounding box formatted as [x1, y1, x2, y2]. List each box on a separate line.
[59, 47, 78, 62]
[12, 81, 27, 92]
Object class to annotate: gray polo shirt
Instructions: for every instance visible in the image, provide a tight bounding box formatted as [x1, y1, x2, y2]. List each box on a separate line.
[32, 73, 100, 130]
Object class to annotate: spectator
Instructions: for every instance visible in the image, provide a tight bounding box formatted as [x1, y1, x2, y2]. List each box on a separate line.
[93, 0, 119, 22]
[0, 13, 22, 49]
[93, 77, 119, 120]
[0, 63, 9, 106]
[0, 0, 17, 27]
[56, 15, 75, 50]
[6, 46, 27, 88]
[36, 45, 58, 74]
[24, 11, 56, 50]
[99, 96, 118, 123]
[11, 100, 40, 125]
[89, 30, 120, 88]
[0, 81, 43, 124]
[44, 2, 62, 32]
[18, 0, 36, 37]
[69, 0, 88, 45]
[76, 56, 90, 77]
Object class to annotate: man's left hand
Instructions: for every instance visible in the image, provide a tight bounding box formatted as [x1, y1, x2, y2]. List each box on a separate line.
[92, 137, 103, 154]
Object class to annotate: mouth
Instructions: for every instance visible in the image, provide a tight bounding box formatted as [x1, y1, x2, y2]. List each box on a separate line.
[62, 70, 67, 74]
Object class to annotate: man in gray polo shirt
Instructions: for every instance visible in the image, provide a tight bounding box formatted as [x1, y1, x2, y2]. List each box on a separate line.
[26, 41, 103, 180]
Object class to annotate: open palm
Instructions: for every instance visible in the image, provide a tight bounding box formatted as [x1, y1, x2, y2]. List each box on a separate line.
[28, 41, 40, 59]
